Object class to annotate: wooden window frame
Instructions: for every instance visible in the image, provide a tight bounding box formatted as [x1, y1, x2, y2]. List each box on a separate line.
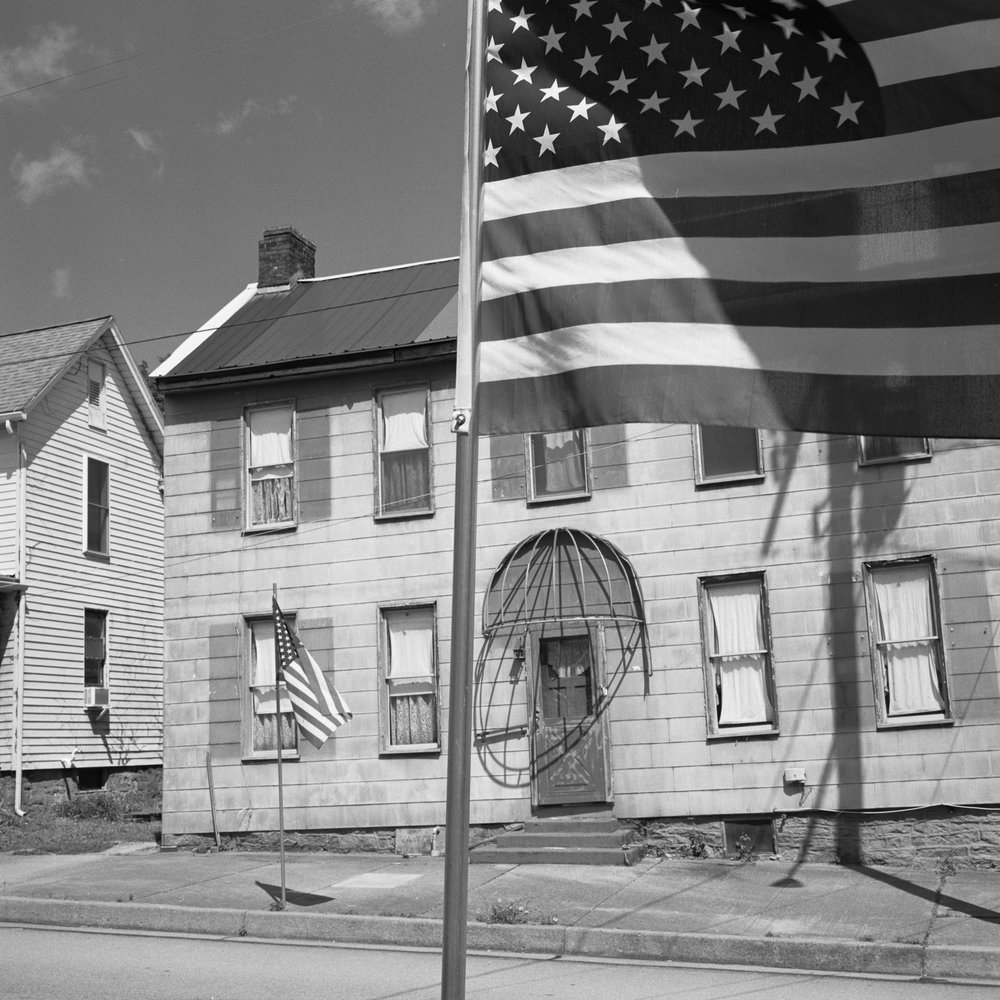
[241, 614, 299, 761]
[243, 401, 297, 533]
[373, 384, 434, 520]
[84, 608, 108, 688]
[84, 455, 110, 558]
[87, 359, 107, 430]
[698, 571, 779, 740]
[693, 425, 765, 486]
[857, 436, 932, 467]
[377, 601, 441, 755]
[524, 429, 592, 505]
[862, 556, 952, 730]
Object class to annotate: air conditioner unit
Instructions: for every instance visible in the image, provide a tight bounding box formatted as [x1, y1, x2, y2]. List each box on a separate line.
[83, 686, 110, 711]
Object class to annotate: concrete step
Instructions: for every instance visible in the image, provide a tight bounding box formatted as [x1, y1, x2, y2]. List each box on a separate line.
[469, 844, 629, 866]
[501, 830, 624, 849]
[521, 818, 621, 835]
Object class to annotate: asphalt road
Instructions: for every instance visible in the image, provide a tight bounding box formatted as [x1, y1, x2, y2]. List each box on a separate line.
[4, 925, 995, 1000]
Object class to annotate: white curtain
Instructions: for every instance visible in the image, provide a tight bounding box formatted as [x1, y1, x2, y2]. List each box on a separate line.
[249, 406, 293, 470]
[251, 619, 288, 715]
[382, 390, 428, 453]
[872, 564, 945, 715]
[708, 581, 773, 725]
[386, 608, 434, 678]
[537, 430, 585, 493]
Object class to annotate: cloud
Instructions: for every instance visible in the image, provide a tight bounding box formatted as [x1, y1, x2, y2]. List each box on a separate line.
[51, 268, 71, 299]
[201, 96, 297, 137]
[0, 24, 80, 100]
[128, 127, 165, 180]
[11, 143, 94, 204]
[353, 0, 439, 34]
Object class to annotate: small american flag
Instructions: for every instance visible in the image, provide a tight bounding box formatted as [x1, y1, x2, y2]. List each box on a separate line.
[472, 0, 1000, 438]
[273, 599, 352, 749]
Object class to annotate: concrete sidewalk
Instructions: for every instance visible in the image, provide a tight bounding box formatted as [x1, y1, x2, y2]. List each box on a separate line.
[2, 845, 1000, 983]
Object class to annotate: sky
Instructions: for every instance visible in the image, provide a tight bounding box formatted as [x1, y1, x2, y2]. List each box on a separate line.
[1, 1, 467, 368]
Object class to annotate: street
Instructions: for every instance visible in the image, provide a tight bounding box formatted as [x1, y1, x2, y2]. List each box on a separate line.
[3, 925, 995, 1000]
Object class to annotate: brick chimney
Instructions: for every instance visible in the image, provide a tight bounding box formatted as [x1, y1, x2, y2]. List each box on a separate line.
[257, 227, 316, 288]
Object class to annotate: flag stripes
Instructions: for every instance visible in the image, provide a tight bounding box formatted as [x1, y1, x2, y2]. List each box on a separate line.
[474, 0, 1000, 438]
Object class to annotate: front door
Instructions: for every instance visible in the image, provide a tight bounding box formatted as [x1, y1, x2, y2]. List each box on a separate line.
[530, 630, 610, 806]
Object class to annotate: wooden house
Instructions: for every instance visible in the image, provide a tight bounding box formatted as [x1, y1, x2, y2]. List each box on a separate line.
[0, 318, 165, 810]
[154, 228, 1000, 866]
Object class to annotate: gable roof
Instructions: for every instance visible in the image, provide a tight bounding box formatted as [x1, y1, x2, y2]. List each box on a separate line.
[155, 257, 458, 385]
[0, 316, 164, 454]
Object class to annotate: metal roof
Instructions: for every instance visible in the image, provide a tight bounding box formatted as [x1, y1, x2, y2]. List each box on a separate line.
[0, 317, 111, 415]
[169, 257, 459, 379]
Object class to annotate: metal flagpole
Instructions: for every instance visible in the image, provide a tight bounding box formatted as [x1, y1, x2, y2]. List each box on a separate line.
[272, 583, 286, 911]
[441, 2, 485, 998]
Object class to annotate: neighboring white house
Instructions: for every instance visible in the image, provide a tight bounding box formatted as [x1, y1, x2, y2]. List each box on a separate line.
[0, 317, 165, 810]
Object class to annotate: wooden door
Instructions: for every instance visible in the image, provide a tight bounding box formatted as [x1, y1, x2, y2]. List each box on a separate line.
[529, 630, 609, 806]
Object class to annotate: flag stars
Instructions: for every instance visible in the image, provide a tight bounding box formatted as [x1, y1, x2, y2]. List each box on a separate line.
[750, 104, 784, 134]
[533, 125, 559, 155]
[832, 92, 863, 126]
[568, 96, 596, 120]
[753, 45, 782, 77]
[484, 87, 503, 113]
[721, 4, 749, 20]
[483, 139, 500, 168]
[679, 59, 709, 88]
[538, 26, 565, 53]
[597, 115, 626, 144]
[715, 81, 746, 110]
[571, 0, 596, 19]
[605, 13, 631, 41]
[639, 91, 669, 113]
[610, 70, 638, 94]
[539, 78, 569, 102]
[715, 23, 742, 54]
[671, 111, 703, 137]
[505, 105, 530, 133]
[510, 7, 533, 32]
[640, 35, 669, 65]
[575, 48, 602, 75]
[675, 2, 702, 30]
[793, 68, 822, 101]
[486, 36, 504, 63]
[817, 32, 846, 61]
[772, 16, 802, 40]
[512, 59, 536, 85]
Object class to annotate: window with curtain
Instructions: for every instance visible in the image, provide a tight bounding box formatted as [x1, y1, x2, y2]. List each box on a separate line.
[380, 605, 438, 751]
[246, 617, 297, 757]
[527, 430, 590, 501]
[86, 458, 110, 555]
[866, 560, 949, 724]
[701, 575, 776, 734]
[695, 425, 763, 484]
[377, 387, 432, 516]
[84, 609, 107, 687]
[246, 404, 295, 528]
[858, 436, 931, 466]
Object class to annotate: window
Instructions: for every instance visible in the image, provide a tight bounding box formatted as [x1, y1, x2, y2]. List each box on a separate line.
[858, 436, 931, 466]
[694, 425, 763, 485]
[84, 610, 107, 687]
[87, 360, 106, 429]
[526, 430, 590, 502]
[379, 605, 439, 752]
[246, 404, 295, 529]
[699, 574, 777, 737]
[864, 558, 950, 726]
[375, 387, 432, 517]
[245, 616, 297, 757]
[86, 458, 110, 556]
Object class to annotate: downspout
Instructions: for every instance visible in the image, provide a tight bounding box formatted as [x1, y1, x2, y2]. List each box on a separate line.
[11, 421, 27, 815]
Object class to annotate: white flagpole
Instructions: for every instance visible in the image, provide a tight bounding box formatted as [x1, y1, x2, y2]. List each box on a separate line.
[272, 583, 287, 911]
[441, 1, 486, 998]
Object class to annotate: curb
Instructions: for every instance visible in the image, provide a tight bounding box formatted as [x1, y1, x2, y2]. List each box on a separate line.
[1, 896, 997, 982]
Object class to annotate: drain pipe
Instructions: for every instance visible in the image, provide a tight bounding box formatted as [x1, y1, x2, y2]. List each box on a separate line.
[11, 422, 27, 816]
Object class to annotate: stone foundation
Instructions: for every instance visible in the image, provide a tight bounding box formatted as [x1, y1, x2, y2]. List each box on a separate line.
[632, 806, 1000, 871]
[0, 767, 162, 815]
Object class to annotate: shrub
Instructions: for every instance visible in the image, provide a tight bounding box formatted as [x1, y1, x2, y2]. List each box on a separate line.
[58, 792, 122, 822]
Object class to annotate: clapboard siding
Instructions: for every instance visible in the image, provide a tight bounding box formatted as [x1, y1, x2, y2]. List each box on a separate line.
[16, 338, 163, 771]
[162, 356, 1000, 839]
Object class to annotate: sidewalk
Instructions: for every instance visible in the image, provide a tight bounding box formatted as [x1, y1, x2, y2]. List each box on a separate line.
[2, 846, 999, 983]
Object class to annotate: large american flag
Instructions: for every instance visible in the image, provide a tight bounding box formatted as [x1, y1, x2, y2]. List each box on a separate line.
[273, 599, 352, 749]
[472, 0, 1000, 437]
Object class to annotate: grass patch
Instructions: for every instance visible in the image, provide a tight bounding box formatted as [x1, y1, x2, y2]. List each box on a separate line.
[1, 798, 159, 855]
[477, 896, 559, 926]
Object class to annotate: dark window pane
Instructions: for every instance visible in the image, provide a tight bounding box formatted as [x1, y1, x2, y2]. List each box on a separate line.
[539, 636, 593, 719]
[860, 436, 929, 463]
[84, 611, 106, 687]
[699, 426, 760, 481]
[87, 460, 109, 553]
[531, 431, 586, 496]
[381, 450, 430, 513]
